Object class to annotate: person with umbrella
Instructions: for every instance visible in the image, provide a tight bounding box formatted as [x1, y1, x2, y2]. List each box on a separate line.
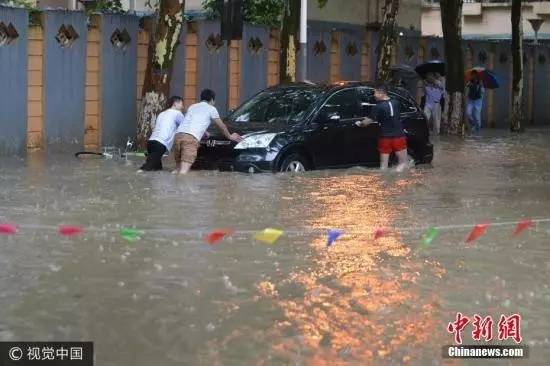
[422, 72, 445, 136]
[466, 70, 485, 132]
[415, 61, 446, 135]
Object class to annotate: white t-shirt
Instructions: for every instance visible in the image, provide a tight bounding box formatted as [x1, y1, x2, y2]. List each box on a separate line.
[149, 108, 185, 151]
[176, 101, 220, 141]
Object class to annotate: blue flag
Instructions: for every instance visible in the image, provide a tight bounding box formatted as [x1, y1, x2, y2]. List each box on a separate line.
[327, 229, 344, 247]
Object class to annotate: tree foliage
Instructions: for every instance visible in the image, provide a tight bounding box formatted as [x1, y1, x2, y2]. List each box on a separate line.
[202, 0, 327, 27]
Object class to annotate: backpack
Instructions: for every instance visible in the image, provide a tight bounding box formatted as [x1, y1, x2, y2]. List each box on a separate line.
[469, 84, 482, 100]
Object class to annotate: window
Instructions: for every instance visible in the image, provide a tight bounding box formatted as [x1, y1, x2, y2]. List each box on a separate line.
[390, 93, 416, 115]
[357, 87, 376, 117]
[230, 87, 323, 124]
[322, 89, 358, 120]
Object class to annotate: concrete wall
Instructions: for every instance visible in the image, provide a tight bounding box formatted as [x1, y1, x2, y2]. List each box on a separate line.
[0, 7, 28, 155]
[43, 11, 87, 149]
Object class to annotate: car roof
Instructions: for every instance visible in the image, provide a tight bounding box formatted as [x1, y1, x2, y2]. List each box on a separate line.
[266, 81, 413, 98]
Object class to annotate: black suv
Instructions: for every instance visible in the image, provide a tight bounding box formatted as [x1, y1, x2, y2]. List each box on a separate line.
[195, 82, 434, 173]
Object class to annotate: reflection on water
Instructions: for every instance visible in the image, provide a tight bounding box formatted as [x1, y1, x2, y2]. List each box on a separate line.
[1, 129, 550, 365]
[264, 175, 445, 364]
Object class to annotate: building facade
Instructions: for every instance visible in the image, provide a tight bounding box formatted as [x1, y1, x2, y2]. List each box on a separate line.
[422, 0, 550, 40]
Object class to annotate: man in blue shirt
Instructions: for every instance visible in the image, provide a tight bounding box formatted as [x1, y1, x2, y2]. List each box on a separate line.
[466, 71, 485, 132]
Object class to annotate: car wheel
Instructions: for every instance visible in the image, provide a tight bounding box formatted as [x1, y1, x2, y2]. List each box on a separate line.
[279, 153, 310, 173]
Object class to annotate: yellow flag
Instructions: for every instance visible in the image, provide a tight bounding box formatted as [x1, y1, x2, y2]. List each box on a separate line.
[254, 228, 284, 244]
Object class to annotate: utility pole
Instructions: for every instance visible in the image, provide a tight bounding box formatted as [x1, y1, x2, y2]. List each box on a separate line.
[297, 0, 308, 81]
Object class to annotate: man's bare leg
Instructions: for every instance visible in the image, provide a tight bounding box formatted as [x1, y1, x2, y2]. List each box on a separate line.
[380, 153, 390, 171]
[395, 149, 409, 172]
[172, 162, 181, 174]
[177, 162, 192, 175]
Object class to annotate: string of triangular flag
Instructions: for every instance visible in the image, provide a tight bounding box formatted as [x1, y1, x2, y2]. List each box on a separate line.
[0, 218, 543, 247]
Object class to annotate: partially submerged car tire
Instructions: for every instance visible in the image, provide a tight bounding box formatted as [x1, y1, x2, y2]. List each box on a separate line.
[279, 153, 311, 173]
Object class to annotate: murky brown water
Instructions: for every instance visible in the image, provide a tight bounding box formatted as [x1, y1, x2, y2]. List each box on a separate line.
[1, 129, 550, 365]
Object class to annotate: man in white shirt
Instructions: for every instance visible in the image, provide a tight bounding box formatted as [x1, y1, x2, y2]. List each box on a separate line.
[139, 96, 185, 171]
[173, 89, 242, 175]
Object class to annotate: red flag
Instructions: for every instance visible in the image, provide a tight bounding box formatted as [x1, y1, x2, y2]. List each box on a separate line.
[374, 227, 390, 240]
[465, 223, 490, 244]
[58, 225, 84, 236]
[0, 223, 18, 235]
[512, 219, 534, 236]
[205, 228, 235, 245]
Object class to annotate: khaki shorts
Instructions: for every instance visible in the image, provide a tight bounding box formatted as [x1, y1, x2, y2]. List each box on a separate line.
[173, 133, 200, 164]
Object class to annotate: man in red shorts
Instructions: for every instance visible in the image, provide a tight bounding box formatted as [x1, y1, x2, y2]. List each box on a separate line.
[356, 81, 408, 172]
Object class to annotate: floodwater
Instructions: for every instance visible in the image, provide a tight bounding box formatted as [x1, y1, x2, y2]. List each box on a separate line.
[1, 128, 550, 365]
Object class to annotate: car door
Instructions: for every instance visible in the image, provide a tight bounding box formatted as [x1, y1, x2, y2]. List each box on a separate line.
[352, 87, 381, 166]
[307, 88, 362, 168]
[390, 92, 430, 157]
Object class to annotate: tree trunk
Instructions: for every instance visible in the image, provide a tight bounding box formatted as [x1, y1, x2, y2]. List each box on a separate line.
[440, 0, 465, 136]
[279, 0, 300, 83]
[376, 0, 400, 81]
[510, 0, 523, 132]
[137, 0, 186, 148]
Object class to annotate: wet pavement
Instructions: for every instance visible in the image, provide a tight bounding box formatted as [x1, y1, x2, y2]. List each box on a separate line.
[1, 128, 550, 365]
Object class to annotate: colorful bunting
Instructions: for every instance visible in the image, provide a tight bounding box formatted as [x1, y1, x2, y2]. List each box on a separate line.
[512, 219, 534, 236]
[120, 228, 145, 242]
[254, 228, 284, 245]
[374, 227, 390, 240]
[205, 228, 235, 245]
[327, 229, 344, 247]
[465, 223, 491, 244]
[420, 227, 440, 248]
[0, 223, 18, 235]
[58, 225, 84, 236]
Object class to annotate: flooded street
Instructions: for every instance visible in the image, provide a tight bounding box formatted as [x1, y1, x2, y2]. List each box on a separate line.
[1, 128, 550, 365]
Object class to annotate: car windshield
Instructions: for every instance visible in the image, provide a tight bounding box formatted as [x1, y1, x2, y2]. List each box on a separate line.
[228, 87, 323, 124]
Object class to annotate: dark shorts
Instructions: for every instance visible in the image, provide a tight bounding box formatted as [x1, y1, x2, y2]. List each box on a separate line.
[140, 140, 167, 171]
[378, 137, 407, 154]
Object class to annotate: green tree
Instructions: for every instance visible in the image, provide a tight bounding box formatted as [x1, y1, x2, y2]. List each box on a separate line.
[202, 0, 327, 82]
[376, 0, 400, 81]
[440, 0, 465, 135]
[137, 0, 186, 147]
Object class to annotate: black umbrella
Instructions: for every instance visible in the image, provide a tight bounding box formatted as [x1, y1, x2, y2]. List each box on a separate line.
[415, 61, 446, 79]
[390, 64, 418, 78]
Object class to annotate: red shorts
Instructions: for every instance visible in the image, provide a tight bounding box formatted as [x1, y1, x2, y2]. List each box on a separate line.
[378, 137, 407, 154]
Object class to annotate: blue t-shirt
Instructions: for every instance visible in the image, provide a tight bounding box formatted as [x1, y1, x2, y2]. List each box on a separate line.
[371, 99, 404, 138]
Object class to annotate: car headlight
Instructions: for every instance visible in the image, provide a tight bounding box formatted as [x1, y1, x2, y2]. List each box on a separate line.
[234, 133, 277, 150]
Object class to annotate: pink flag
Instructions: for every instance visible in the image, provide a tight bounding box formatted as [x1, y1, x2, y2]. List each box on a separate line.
[512, 219, 534, 236]
[58, 225, 84, 236]
[374, 227, 390, 240]
[205, 228, 235, 245]
[465, 223, 490, 244]
[0, 223, 18, 235]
